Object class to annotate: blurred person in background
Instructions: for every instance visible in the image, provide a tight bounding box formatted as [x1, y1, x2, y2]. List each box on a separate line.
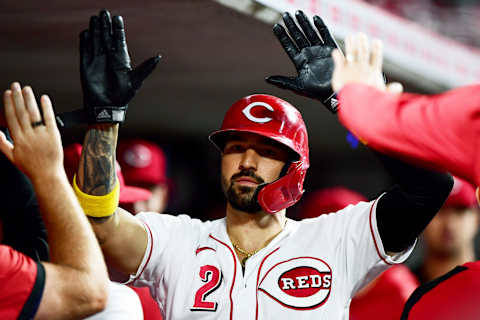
[298, 187, 419, 320]
[414, 176, 479, 283]
[117, 139, 169, 214]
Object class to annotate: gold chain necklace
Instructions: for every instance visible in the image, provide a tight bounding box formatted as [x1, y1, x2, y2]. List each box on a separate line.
[232, 242, 263, 267]
[232, 220, 287, 267]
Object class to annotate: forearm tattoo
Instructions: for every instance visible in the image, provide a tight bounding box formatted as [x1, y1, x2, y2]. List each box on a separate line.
[79, 124, 118, 195]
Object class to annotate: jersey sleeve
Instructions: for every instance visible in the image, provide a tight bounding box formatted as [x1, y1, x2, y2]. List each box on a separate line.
[337, 84, 480, 187]
[333, 196, 415, 297]
[128, 213, 205, 286]
[84, 282, 143, 320]
[0, 245, 45, 320]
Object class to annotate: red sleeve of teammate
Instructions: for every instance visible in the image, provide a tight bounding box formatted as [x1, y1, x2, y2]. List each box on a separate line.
[401, 262, 480, 320]
[0, 244, 45, 320]
[350, 265, 419, 320]
[337, 84, 480, 187]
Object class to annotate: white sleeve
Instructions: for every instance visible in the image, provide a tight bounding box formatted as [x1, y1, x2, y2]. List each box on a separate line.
[127, 213, 204, 286]
[339, 195, 415, 295]
[84, 282, 143, 320]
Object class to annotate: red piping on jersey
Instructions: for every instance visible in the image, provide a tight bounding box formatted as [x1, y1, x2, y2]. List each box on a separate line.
[209, 234, 236, 320]
[195, 247, 216, 255]
[135, 222, 154, 281]
[255, 247, 280, 320]
[257, 287, 331, 310]
[369, 198, 393, 265]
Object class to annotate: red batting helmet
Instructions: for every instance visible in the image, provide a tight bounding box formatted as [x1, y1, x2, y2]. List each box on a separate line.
[209, 94, 309, 214]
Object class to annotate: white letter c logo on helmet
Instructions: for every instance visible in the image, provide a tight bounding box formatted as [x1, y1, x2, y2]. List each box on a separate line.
[242, 102, 274, 123]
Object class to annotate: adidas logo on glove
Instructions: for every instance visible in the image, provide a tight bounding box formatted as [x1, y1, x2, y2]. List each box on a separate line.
[96, 109, 111, 120]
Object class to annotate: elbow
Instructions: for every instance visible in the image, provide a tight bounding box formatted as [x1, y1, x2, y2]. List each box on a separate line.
[84, 278, 109, 316]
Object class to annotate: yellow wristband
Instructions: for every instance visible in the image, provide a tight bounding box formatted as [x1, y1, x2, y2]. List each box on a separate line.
[73, 175, 120, 218]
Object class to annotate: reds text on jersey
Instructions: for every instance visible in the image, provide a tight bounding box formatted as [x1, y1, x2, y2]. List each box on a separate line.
[129, 197, 413, 319]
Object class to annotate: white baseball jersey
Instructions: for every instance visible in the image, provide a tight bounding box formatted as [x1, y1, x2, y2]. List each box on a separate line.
[129, 196, 414, 319]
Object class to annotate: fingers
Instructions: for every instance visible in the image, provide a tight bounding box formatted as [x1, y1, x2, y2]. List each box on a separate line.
[0, 130, 14, 162]
[265, 75, 299, 91]
[357, 33, 369, 64]
[10, 83, 31, 131]
[22, 86, 42, 123]
[313, 16, 337, 48]
[40, 95, 57, 129]
[112, 15, 126, 51]
[3, 90, 20, 138]
[100, 10, 113, 51]
[370, 39, 383, 70]
[130, 55, 161, 89]
[332, 49, 345, 68]
[273, 24, 299, 65]
[282, 12, 309, 49]
[295, 11, 321, 46]
[89, 15, 102, 56]
[344, 35, 355, 63]
[79, 30, 92, 68]
[112, 15, 131, 69]
[344, 33, 381, 69]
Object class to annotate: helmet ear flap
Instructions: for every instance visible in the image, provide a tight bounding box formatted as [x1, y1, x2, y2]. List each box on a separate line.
[257, 161, 307, 214]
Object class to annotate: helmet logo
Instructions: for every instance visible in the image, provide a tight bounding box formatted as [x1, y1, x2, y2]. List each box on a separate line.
[242, 102, 273, 123]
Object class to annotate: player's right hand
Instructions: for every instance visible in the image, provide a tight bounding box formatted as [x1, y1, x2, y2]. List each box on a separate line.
[266, 11, 341, 113]
[80, 10, 161, 124]
[0, 82, 64, 181]
[331, 33, 389, 93]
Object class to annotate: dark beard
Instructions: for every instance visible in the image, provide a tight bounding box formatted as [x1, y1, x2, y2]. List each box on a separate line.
[221, 170, 265, 213]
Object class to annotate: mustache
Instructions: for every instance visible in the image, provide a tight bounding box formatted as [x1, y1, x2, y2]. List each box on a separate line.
[231, 170, 264, 184]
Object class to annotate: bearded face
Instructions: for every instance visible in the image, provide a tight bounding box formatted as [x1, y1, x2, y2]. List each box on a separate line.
[221, 169, 265, 213]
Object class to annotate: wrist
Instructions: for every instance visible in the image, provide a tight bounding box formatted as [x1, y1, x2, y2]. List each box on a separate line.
[29, 168, 69, 190]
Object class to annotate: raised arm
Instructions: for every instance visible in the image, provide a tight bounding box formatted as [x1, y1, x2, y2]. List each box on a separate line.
[74, 10, 159, 275]
[0, 83, 108, 319]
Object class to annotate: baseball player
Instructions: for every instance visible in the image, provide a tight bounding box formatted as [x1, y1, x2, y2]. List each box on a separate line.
[328, 31, 480, 320]
[0, 82, 109, 319]
[69, 10, 453, 319]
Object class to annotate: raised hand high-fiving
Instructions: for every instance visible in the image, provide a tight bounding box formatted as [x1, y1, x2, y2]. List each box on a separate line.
[80, 10, 160, 123]
[266, 11, 341, 113]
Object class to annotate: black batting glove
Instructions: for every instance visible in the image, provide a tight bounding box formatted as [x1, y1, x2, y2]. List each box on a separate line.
[80, 10, 160, 124]
[266, 11, 341, 113]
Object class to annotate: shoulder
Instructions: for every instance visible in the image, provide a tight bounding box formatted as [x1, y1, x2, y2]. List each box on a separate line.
[0, 244, 37, 274]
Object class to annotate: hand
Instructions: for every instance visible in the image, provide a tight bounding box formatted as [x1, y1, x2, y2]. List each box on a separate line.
[0, 83, 63, 180]
[80, 10, 160, 123]
[331, 33, 402, 93]
[266, 11, 340, 113]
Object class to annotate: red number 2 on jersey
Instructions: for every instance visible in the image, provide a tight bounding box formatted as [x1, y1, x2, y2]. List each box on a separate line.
[190, 265, 222, 312]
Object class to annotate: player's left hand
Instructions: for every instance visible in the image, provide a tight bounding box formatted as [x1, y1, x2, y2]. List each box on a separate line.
[0, 82, 64, 181]
[80, 10, 161, 124]
[266, 11, 340, 113]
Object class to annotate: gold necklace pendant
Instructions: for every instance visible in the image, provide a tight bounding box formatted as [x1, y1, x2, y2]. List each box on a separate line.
[241, 256, 249, 267]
